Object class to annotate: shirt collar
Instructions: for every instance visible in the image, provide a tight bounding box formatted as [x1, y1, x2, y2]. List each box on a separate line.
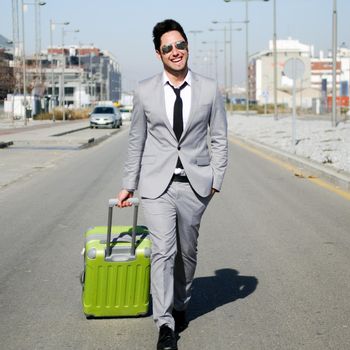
[162, 69, 192, 88]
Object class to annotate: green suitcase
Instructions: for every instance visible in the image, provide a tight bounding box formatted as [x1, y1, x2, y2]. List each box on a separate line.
[81, 198, 151, 318]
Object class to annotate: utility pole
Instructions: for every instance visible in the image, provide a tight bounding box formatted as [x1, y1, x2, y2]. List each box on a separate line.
[61, 26, 66, 121]
[78, 42, 82, 108]
[332, 0, 337, 127]
[11, 0, 20, 122]
[50, 19, 55, 121]
[34, 0, 40, 81]
[99, 56, 103, 101]
[273, 0, 278, 120]
[245, 0, 249, 116]
[212, 20, 243, 105]
[60, 27, 78, 120]
[50, 20, 69, 121]
[20, 0, 27, 125]
[188, 30, 203, 68]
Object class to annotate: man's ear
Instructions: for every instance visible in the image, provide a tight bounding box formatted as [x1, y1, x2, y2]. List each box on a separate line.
[156, 50, 162, 61]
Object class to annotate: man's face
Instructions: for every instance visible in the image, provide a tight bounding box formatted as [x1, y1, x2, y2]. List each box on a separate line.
[156, 30, 189, 75]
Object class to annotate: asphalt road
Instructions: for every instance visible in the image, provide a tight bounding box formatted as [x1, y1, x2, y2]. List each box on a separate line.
[0, 128, 350, 350]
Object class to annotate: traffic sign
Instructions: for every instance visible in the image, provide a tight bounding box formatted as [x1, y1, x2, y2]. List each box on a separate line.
[284, 58, 305, 80]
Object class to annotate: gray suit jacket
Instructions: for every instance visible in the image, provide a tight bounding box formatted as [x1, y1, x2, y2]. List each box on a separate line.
[122, 71, 228, 199]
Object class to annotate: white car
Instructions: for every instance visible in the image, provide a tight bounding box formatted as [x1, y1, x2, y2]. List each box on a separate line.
[120, 107, 133, 121]
[89, 106, 122, 129]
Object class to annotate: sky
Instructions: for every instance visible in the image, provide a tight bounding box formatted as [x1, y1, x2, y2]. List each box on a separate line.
[1, 0, 350, 92]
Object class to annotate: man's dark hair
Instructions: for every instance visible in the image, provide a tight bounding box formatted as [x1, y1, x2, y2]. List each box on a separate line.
[152, 19, 188, 51]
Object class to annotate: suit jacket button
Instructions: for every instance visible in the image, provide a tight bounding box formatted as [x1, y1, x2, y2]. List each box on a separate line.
[177, 146, 181, 150]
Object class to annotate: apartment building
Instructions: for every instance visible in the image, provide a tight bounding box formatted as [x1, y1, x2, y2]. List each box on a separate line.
[3, 42, 122, 117]
[249, 38, 350, 110]
[0, 35, 14, 102]
[36, 45, 121, 109]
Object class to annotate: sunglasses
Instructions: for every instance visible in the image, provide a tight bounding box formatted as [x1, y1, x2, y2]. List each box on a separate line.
[161, 40, 188, 55]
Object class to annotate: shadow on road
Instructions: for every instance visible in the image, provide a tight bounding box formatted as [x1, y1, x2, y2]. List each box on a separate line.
[188, 268, 258, 321]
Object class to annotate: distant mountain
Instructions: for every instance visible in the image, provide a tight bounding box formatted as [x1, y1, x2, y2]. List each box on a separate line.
[0, 34, 12, 50]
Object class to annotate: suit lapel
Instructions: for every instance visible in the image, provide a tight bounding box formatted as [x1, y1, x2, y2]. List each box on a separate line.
[155, 74, 178, 141]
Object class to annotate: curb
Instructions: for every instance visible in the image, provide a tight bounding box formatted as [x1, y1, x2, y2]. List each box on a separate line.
[0, 127, 121, 150]
[79, 129, 121, 149]
[52, 126, 90, 137]
[0, 120, 88, 136]
[232, 135, 350, 192]
[0, 141, 14, 149]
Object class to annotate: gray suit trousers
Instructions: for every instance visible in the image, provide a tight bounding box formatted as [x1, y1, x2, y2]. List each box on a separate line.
[142, 181, 212, 330]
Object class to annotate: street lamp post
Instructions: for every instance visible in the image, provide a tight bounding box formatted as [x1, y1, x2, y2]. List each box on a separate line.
[201, 40, 224, 80]
[212, 20, 243, 105]
[21, 1, 46, 125]
[87, 45, 98, 104]
[50, 20, 69, 122]
[76, 42, 94, 108]
[61, 28, 79, 121]
[49, 19, 54, 119]
[224, 0, 270, 116]
[20, 0, 27, 125]
[7, 39, 16, 123]
[244, 0, 249, 115]
[272, 0, 278, 120]
[89, 49, 94, 103]
[332, 0, 337, 127]
[61, 27, 65, 120]
[99, 56, 103, 101]
[209, 27, 228, 95]
[188, 30, 203, 68]
[78, 42, 82, 108]
[34, 0, 45, 84]
[11, 0, 20, 124]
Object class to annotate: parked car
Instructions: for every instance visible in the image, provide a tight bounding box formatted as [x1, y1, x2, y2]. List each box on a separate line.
[89, 106, 122, 129]
[119, 106, 133, 121]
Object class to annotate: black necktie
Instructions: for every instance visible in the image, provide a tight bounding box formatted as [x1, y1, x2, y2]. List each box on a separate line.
[170, 82, 187, 141]
[170, 82, 187, 169]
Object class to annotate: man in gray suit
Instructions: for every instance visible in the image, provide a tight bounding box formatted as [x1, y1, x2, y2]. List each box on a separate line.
[118, 19, 228, 350]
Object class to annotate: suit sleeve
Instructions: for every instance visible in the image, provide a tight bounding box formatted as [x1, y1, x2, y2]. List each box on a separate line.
[122, 87, 147, 191]
[209, 84, 228, 192]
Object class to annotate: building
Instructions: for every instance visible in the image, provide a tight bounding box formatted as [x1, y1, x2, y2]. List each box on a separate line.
[249, 37, 350, 111]
[250, 38, 316, 108]
[311, 47, 350, 110]
[0, 35, 14, 102]
[38, 44, 122, 110]
[3, 41, 122, 117]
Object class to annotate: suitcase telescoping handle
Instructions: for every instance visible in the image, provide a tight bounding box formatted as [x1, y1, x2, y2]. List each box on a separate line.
[106, 198, 139, 258]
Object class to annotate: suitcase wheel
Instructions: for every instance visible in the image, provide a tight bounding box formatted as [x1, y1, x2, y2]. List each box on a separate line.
[80, 271, 85, 286]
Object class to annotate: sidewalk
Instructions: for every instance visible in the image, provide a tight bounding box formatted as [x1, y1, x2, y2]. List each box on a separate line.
[0, 119, 90, 145]
[0, 118, 122, 190]
[228, 113, 350, 192]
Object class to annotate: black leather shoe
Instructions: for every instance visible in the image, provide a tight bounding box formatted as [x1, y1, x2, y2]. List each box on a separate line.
[157, 325, 177, 350]
[172, 309, 189, 333]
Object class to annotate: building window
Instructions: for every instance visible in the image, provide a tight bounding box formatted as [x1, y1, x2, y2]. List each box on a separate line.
[65, 87, 74, 96]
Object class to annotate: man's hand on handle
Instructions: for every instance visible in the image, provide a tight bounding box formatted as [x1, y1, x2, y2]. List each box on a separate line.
[117, 188, 216, 207]
[117, 189, 134, 207]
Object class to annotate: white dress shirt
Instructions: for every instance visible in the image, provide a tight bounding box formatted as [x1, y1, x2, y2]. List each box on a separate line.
[162, 70, 192, 175]
[162, 70, 192, 130]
